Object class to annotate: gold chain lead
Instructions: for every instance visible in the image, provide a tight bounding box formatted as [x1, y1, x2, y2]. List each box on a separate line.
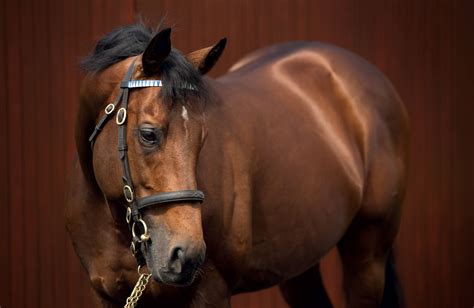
[124, 272, 152, 308]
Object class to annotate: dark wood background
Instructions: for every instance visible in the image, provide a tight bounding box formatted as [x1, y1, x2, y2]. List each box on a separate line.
[1, 0, 473, 307]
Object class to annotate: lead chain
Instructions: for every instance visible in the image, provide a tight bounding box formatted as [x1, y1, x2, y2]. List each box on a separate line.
[124, 271, 152, 308]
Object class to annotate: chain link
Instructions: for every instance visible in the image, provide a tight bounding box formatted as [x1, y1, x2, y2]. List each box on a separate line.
[124, 271, 152, 308]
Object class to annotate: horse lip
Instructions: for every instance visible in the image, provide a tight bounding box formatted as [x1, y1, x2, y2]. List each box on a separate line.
[154, 271, 197, 287]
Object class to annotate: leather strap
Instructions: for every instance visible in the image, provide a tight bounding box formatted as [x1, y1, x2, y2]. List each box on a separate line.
[88, 91, 124, 148]
[118, 61, 139, 218]
[137, 190, 205, 210]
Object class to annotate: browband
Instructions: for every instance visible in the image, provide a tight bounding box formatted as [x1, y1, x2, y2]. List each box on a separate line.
[121, 80, 162, 88]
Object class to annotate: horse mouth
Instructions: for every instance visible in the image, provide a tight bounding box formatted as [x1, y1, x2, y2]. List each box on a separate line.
[152, 266, 201, 287]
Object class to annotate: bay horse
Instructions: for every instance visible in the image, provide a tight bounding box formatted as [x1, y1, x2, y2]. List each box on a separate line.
[66, 23, 409, 308]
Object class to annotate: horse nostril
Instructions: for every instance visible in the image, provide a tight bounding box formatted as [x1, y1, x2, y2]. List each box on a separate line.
[168, 247, 185, 274]
[177, 248, 185, 263]
[170, 246, 185, 262]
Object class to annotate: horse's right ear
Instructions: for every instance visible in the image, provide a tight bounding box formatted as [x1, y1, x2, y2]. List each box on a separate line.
[142, 28, 172, 76]
[186, 38, 227, 75]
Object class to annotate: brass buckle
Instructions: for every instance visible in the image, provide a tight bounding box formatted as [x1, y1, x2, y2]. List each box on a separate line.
[116, 107, 127, 125]
[126, 207, 132, 225]
[123, 185, 134, 203]
[132, 219, 150, 243]
[104, 103, 115, 114]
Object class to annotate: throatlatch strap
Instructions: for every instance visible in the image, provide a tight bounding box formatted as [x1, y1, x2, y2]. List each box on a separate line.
[88, 91, 124, 148]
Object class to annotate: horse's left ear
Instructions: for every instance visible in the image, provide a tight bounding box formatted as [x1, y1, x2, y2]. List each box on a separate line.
[142, 28, 172, 76]
[186, 38, 227, 75]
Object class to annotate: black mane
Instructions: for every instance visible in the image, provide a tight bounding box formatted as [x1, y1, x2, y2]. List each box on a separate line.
[81, 23, 206, 102]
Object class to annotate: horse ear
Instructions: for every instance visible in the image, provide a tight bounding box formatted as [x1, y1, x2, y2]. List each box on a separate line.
[186, 38, 227, 75]
[142, 28, 172, 75]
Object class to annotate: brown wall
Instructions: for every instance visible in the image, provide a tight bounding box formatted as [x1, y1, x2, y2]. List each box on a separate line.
[0, 0, 134, 307]
[1, 0, 473, 307]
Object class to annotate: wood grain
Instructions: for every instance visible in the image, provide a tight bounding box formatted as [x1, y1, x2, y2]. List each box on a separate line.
[0, 1, 133, 307]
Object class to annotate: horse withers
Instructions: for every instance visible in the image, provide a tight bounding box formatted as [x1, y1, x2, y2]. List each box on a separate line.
[66, 23, 409, 307]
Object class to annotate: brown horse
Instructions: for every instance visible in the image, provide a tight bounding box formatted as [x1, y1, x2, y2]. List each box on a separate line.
[66, 23, 409, 308]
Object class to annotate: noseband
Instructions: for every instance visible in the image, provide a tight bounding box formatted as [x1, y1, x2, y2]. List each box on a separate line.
[89, 59, 204, 266]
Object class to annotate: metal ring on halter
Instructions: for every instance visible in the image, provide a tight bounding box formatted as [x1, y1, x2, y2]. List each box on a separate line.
[132, 219, 150, 243]
[116, 107, 127, 125]
[104, 103, 115, 114]
[126, 207, 132, 224]
[137, 264, 150, 275]
[123, 185, 134, 203]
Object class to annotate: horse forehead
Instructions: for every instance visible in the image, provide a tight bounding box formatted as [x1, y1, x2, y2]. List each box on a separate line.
[131, 90, 168, 121]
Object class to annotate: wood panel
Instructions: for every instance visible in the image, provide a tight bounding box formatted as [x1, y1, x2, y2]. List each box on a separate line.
[136, 0, 474, 307]
[0, 0, 10, 306]
[0, 0, 134, 307]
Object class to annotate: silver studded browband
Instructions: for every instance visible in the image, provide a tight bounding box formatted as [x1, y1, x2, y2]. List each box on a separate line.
[120, 80, 196, 90]
[121, 80, 162, 88]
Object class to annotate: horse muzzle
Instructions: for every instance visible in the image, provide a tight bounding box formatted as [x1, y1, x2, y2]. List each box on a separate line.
[146, 239, 206, 286]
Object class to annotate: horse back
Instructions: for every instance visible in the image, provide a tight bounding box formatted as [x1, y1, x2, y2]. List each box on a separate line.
[218, 41, 409, 203]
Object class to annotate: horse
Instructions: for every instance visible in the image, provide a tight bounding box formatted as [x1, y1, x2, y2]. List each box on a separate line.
[66, 23, 409, 308]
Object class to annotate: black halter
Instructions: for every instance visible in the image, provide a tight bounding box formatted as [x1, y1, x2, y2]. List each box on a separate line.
[89, 59, 205, 265]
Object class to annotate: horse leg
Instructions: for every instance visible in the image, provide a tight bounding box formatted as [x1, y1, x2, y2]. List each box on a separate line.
[337, 215, 400, 308]
[279, 264, 332, 308]
[188, 262, 231, 308]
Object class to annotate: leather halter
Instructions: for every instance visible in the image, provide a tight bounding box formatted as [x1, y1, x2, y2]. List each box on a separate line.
[89, 59, 205, 265]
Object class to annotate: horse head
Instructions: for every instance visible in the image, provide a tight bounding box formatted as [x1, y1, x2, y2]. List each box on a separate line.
[88, 26, 226, 286]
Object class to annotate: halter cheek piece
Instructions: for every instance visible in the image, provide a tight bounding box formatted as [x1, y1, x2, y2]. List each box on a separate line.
[89, 59, 204, 266]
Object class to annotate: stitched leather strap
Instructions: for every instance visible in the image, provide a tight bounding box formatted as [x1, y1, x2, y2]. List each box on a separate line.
[136, 190, 205, 210]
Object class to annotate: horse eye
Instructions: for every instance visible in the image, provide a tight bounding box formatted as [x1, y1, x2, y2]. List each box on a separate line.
[139, 127, 159, 145]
